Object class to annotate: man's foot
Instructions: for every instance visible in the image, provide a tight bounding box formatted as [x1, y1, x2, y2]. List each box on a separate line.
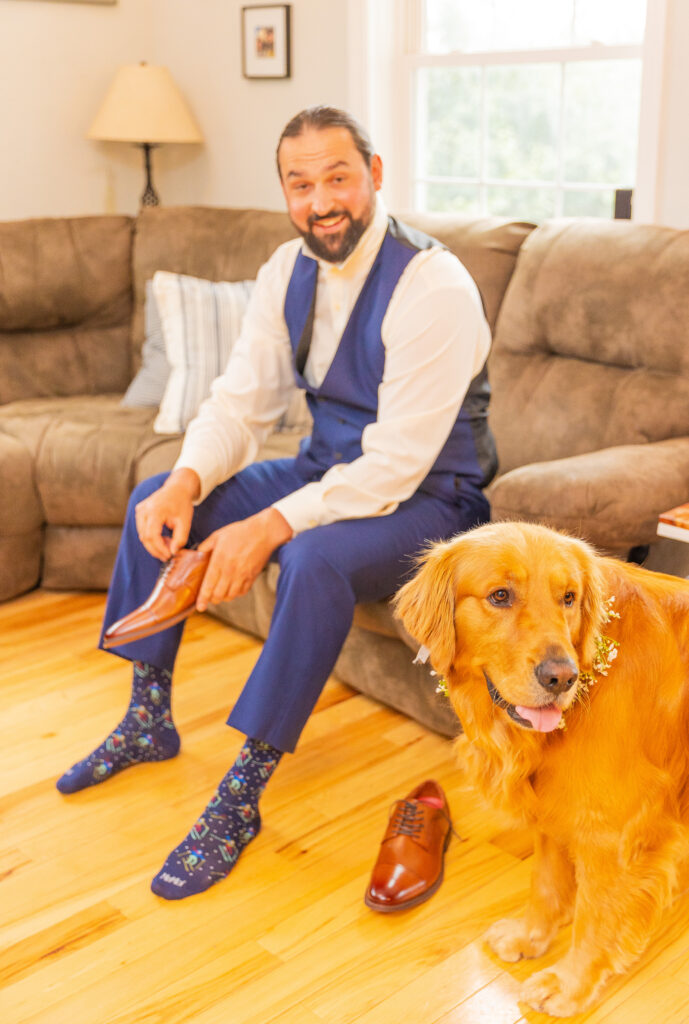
[150, 800, 261, 899]
[56, 662, 179, 794]
[150, 737, 282, 900]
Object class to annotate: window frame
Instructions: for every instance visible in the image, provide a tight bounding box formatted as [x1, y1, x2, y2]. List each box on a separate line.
[359, 0, 668, 222]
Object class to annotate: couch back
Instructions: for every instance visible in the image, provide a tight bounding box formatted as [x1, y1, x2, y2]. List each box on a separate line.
[0, 215, 133, 403]
[490, 218, 689, 474]
[131, 206, 300, 362]
[0, 206, 534, 404]
[130, 204, 534, 363]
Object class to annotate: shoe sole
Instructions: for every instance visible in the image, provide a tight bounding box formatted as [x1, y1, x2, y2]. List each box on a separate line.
[364, 825, 452, 914]
[101, 605, 196, 649]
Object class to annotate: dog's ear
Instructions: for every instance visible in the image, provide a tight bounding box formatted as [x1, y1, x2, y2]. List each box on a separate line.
[575, 541, 607, 669]
[394, 541, 459, 677]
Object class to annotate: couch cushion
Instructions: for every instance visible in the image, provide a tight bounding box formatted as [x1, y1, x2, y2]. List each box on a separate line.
[0, 397, 182, 526]
[0, 216, 134, 403]
[0, 431, 43, 601]
[490, 219, 689, 474]
[487, 437, 689, 553]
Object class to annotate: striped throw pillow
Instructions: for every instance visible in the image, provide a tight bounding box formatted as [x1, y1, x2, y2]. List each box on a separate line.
[152, 271, 254, 435]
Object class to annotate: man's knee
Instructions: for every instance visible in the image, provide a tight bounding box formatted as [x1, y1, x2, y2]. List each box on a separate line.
[278, 530, 358, 603]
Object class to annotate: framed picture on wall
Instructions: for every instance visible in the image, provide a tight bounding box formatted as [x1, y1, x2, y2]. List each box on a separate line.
[242, 4, 291, 79]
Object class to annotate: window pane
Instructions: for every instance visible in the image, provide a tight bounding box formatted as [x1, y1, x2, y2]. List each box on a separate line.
[417, 68, 481, 178]
[562, 189, 616, 217]
[563, 60, 641, 185]
[573, 0, 646, 45]
[423, 0, 646, 53]
[486, 185, 557, 220]
[424, 0, 573, 53]
[417, 181, 481, 215]
[485, 65, 560, 181]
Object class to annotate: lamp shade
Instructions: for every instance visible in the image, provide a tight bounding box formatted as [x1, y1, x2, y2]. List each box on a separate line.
[88, 63, 203, 144]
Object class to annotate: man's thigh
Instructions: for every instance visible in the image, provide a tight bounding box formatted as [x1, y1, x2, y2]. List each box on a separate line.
[187, 458, 310, 543]
[279, 490, 482, 604]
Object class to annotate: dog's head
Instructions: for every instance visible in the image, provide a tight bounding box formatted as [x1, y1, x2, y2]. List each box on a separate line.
[395, 521, 607, 735]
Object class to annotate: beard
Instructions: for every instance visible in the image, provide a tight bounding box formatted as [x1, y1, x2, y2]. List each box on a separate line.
[296, 190, 376, 264]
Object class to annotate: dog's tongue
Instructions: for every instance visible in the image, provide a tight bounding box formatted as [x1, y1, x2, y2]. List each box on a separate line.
[515, 703, 563, 732]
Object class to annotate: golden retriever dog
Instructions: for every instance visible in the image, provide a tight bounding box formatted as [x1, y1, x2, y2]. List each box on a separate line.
[395, 521, 689, 1017]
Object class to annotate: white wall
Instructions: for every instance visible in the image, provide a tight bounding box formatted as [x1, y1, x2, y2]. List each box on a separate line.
[152, 0, 350, 212]
[0, 0, 351, 220]
[0, 0, 155, 219]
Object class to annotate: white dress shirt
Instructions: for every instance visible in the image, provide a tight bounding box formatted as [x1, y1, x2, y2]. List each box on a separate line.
[174, 196, 491, 534]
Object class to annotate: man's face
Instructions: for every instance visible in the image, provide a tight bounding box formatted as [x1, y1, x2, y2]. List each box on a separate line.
[278, 126, 383, 264]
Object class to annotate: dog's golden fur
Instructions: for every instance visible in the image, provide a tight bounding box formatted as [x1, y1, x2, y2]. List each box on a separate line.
[395, 521, 689, 1016]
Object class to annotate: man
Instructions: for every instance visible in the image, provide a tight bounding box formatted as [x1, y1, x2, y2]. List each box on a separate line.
[57, 106, 497, 900]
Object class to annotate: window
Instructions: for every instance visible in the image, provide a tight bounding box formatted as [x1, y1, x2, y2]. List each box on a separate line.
[410, 0, 647, 220]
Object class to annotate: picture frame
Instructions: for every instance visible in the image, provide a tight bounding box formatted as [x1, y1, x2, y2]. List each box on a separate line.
[242, 4, 291, 80]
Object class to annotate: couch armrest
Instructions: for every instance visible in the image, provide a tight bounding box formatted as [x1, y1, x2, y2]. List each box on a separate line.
[486, 437, 689, 553]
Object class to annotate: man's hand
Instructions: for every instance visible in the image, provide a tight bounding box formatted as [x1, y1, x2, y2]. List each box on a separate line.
[196, 507, 293, 611]
[134, 468, 201, 561]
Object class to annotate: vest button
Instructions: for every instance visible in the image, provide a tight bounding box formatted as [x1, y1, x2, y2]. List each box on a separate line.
[333, 451, 342, 460]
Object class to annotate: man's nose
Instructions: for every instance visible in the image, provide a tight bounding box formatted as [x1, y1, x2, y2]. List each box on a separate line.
[311, 183, 334, 215]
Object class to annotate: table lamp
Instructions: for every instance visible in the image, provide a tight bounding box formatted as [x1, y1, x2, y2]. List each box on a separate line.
[88, 62, 203, 206]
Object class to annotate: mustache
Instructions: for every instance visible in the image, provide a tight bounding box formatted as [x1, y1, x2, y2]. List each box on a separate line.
[307, 210, 351, 228]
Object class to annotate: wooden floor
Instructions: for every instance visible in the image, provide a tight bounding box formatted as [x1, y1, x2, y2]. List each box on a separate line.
[3, 591, 689, 1024]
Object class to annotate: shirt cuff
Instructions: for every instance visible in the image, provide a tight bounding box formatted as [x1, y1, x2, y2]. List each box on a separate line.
[272, 483, 334, 534]
[172, 454, 223, 505]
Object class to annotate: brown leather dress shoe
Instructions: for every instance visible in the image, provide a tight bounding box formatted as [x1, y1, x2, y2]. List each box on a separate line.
[365, 779, 451, 913]
[102, 548, 210, 649]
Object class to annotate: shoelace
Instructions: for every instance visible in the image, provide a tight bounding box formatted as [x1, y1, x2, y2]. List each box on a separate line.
[388, 799, 462, 842]
[389, 800, 426, 838]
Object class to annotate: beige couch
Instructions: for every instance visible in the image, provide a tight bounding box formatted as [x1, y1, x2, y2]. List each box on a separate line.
[2, 206, 689, 737]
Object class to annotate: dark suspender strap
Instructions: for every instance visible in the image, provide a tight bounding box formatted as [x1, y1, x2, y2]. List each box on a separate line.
[295, 275, 318, 376]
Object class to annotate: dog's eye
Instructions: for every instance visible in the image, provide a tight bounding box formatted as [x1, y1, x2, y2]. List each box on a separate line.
[488, 588, 512, 606]
[563, 591, 576, 607]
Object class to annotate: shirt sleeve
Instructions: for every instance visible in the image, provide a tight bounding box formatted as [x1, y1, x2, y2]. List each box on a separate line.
[172, 242, 300, 502]
[273, 247, 491, 533]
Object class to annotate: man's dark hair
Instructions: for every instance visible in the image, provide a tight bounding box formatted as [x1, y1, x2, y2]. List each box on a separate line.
[276, 106, 375, 177]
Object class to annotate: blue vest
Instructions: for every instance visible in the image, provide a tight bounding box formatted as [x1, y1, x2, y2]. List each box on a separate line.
[283, 217, 497, 503]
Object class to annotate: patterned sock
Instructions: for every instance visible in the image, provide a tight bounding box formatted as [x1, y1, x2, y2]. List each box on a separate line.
[150, 737, 282, 900]
[56, 661, 180, 794]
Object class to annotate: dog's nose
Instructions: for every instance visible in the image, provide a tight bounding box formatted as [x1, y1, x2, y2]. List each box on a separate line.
[535, 657, 578, 695]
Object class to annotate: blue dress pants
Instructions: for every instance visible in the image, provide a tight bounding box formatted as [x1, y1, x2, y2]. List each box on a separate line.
[100, 458, 489, 752]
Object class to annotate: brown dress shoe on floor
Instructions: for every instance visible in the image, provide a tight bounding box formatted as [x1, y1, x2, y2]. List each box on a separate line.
[102, 548, 210, 649]
[365, 779, 452, 913]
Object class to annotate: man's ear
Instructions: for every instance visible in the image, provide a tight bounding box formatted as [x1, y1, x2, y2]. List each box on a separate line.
[371, 153, 383, 191]
[394, 541, 458, 677]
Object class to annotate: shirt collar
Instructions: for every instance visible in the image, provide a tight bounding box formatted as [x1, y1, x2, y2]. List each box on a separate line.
[302, 194, 388, 274]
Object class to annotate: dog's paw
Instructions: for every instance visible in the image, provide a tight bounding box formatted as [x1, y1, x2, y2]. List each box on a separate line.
[484, 917, 552, 962]
[520, 966, 596, 1017]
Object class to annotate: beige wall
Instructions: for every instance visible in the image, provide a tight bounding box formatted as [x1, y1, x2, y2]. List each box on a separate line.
[1, 0, 689, 226]
[153, 0, 349, 212]
[0, 0, 154, 219]
[0, 0, 350, 220]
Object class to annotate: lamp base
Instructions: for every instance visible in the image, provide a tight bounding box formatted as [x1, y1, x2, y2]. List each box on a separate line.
[139, 142, 160, 207]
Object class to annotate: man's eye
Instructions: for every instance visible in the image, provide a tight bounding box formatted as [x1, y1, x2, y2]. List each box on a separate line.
[563, 591, 576, 607]
[488, 589, 511, 606]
